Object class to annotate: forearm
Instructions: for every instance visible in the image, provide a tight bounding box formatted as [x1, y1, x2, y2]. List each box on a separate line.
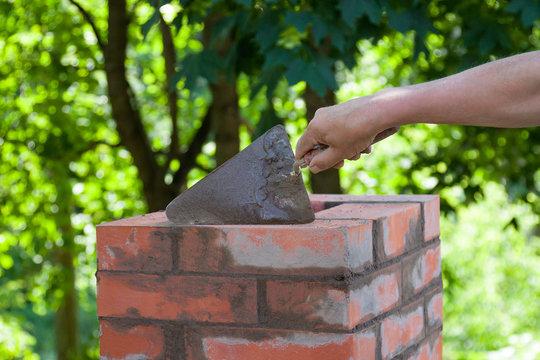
[296, 51, 540, 172]
[377, 51, 540, 129]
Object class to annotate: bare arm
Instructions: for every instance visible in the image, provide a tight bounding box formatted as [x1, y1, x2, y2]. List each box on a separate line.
[296, 51, 540, 173]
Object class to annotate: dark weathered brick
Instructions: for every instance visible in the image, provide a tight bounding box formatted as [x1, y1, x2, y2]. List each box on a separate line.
[97, 273, 258, 323]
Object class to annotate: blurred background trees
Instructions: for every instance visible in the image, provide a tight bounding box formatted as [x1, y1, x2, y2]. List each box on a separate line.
[0, 0, 538, 358]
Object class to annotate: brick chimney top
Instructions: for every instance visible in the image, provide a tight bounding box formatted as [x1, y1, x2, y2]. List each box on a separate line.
[97, 194, 442, 359]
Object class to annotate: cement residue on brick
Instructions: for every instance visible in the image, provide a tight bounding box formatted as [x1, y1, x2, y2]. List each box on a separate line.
[349, 271, 400, 323]
[426, 292, 443, 328]
[411, 247, 441, 292]
[381, 304, 424, 359]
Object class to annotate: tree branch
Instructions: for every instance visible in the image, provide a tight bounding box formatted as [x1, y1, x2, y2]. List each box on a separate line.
[67, 0, 105, 51]
[159, 13, 179, 162]
[79, 140, 121, 155]
[171, 104, 213, 189]
[106, 0, 163, 206]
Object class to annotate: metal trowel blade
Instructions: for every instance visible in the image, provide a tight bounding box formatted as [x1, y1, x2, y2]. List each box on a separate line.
[165, 125, 315, 225]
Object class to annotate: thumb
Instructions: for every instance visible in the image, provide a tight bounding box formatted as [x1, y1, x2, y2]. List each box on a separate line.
[309, 147, 344, 173]
[295, 133, 319, 160]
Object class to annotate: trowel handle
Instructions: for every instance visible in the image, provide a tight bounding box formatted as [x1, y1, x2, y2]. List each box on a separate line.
[294, 126, 400, 172]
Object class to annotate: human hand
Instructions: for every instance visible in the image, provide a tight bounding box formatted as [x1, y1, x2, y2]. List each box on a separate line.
[295, 94, 398, 173]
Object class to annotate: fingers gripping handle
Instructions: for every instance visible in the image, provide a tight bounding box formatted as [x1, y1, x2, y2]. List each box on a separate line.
[293, 127, 399, 175]
[293, 144, 327, 175]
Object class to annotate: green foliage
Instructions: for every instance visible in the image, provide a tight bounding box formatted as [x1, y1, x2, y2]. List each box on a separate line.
[165, 0, 395, 96]
[0, 0, 143, 357]
[174, 49, 225, 88]
[1, 0, 539, 359]
[441, 183, 540, 359]
[338, 0, 381, 27]
[0, 317, 38, 360]
[507, 0, 540, 27]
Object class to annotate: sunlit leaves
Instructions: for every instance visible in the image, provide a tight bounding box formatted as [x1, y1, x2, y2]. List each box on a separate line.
[0, 0, 137, 357]
[141, 7, 161, 38]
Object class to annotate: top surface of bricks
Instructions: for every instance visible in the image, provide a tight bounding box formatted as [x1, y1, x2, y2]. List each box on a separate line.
[309, 194, 439, 203]
[98, 195, 438, 228]
[311, 194, 440, 241]
[97, 195, 439, 276]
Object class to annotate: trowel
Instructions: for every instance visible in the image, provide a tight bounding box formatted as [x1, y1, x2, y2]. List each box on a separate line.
[165, 125, 399, 225]
[166, 125, 314, 225]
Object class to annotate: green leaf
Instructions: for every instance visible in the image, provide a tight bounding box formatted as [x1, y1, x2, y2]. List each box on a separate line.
[478, 32, 497, 56]
[251, 65, 283, 101]
[141, 8, 160, 38]
[284, 11, 313, 33]
[341, 51, 356, 69]
[172, 12, 184, 30]
[174, 50, 225, 89]
[255, 107, 283, 138]
[387, 9, 415, 33]
[255, 27, 280, 51]
[210, 14, 238, 46]
[236, 0, 252, 6]
[263, 47, 293, 69]
[253, 10, 282, 50]
[312, 15, 329, 44]
[284, 56, 336, 96]
[313, 55, 337, 91]
[506, 0, 540, 27]
[327, 22, 346, 51]
[338, 0, 381, 27]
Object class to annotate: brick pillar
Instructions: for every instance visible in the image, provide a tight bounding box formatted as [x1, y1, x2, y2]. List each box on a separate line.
[96, 195, 442, 360]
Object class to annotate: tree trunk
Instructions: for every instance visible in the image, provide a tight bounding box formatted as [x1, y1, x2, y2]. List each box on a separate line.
[54, 169, 78, 360]
[105, 0, 176, 212]
[203, 14, 240, 167]
[303, 86, 342, 194]
[55, 248, 78, 360]
[211, 77, 240, 166]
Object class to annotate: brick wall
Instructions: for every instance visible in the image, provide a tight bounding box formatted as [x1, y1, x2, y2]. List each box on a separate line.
[96, 195, 442, 360]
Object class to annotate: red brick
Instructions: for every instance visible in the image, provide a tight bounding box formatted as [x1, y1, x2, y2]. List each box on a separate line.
[186, 326, 376, 360]
[99, 211, 170, 227]
[407, 333, 442, 360]
[426, 291, 443, 329]
[99, 319, 164, 359]
[310, 194, 440, 242]
[316, 203, 421, 260]
[266, 280, 349, 330]
[403, 242, 441, 298]
[311, 200, 326, 213]
[177, 220, 373, 276]
[97, 273, 257, 323]
[350, 265, 401, 325]
[422, 196, 440, 241]
[381, 303, 424, 359]
[96, 226, 172, 272]
[266, 265, 400, 330]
